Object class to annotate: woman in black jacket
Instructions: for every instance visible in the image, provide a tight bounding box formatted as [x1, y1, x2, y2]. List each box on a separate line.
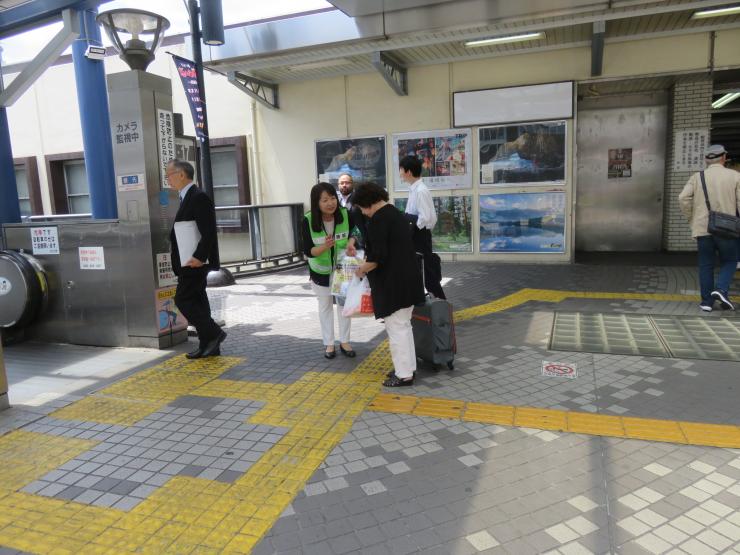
[353, 183, 425, 386]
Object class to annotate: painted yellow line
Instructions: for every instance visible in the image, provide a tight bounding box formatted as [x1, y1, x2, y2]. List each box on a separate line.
[367, 394, 740, 448]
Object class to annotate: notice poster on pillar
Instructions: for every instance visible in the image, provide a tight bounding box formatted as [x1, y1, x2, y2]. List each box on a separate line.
[155, 286, 187, 333]
[30, 227, 59, 255]
[171, 54, 206, 142]
[156, 253, 177, 287]
[157, 109, 175, 189]
[673, 129, 708, 172]
[392, 128, 472, 191]
[608, 148, 632, 178]
[78, 247, 105, 270]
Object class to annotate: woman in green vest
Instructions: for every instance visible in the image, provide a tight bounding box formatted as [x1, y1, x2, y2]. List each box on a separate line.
[302, 182, 359, 359]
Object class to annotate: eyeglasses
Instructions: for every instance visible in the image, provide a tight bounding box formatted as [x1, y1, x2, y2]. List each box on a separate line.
[165, 170, 180, 177]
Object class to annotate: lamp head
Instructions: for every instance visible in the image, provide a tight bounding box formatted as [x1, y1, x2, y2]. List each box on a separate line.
[96, 9, 170, 71]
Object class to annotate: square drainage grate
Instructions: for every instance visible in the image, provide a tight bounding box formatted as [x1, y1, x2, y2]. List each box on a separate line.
[550, 313, 740, 362]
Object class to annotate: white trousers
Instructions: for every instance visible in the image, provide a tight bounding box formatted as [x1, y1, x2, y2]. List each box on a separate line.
[312, 282, 351, 347]
[384, 305, 416, 379]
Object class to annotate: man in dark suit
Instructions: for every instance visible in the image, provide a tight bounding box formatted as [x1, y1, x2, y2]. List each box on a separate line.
[167, 159, 226, 358]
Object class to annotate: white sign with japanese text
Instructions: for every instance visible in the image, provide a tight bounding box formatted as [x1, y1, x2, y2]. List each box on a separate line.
[673, 129, 708, 172]
[117, 173, 146, 192]
[78, 247, 105, 270]
[156, 253, 177, 287]
[30, 227, 59, 255]
[157, 109, 175, 189]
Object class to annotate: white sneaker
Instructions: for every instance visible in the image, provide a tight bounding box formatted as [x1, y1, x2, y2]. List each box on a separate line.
[711, 290, 734, 310]
[737, 262, 740, 270]
[700, 304, 712, 312]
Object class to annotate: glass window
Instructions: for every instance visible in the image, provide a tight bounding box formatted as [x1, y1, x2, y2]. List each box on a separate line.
[212, 147, 240, 226]
[15, 167, 31, 217]
[212, 148, 238, 189]
[63, 160, 90, 214]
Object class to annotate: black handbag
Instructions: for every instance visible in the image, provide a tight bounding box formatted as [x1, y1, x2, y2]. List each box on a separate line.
[699, 171, 740, 239]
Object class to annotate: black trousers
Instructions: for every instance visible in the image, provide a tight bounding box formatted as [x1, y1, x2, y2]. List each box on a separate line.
[174, 267, 221, 345]
[413, 228, 446, 299]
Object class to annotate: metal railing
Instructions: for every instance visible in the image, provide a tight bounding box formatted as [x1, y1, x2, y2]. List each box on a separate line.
[215, 203, 305, 276]
[14, 204, 306, 277]
[26, 213, 92, 221]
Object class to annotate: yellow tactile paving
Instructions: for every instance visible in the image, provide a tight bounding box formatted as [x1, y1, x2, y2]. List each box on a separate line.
[51, 355, 243, 426]
[367, 393, 419, 414]
[413, 397, 465, 419]
[0, 287, 731, 554]
[679, 421, 740, 448]
[514, 407, 568, 431]
[51, 396, 161, 426]
[463, 402, 515, 425]
[0, 431, 98, 491]
[567, 412, 625, 437]
[366, 394, 740, 448]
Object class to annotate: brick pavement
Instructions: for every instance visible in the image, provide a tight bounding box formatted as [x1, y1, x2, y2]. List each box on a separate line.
[0, 261, 738, 554]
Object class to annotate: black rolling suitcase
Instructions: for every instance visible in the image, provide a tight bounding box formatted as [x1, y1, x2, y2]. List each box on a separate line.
[411, 254, 456, 370]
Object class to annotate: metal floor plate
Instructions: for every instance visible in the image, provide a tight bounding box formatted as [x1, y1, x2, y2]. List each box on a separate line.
[550, 312, 740, 361]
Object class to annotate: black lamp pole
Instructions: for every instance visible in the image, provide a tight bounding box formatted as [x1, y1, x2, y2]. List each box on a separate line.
[187, 0, 214, 200]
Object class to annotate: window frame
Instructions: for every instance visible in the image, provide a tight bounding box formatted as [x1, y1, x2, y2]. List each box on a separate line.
[45, 151, 85, 215]
[13, 156, 42, 216]
[209, 136, 251, 206]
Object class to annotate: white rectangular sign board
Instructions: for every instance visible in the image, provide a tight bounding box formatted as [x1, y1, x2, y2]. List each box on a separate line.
[454, 81, 573, 127]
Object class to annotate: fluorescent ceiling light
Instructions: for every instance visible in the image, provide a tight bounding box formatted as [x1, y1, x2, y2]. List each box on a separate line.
[692, 5, 740, 18]
[712, 91, 740, 109]
[288, 58, 352, 71]
[465, 32, 544, 47]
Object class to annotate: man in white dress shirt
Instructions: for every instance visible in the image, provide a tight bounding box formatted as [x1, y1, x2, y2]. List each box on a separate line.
[399, 155, 446, 299]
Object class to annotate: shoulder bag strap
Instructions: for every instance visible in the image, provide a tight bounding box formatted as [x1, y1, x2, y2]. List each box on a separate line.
[699, 171, 712, 213]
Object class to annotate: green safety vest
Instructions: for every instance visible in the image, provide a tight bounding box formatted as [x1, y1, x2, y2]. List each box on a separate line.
[306, 208, 350, 275]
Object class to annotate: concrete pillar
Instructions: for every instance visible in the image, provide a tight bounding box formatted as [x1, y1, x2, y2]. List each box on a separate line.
[662, 76, 713, 251]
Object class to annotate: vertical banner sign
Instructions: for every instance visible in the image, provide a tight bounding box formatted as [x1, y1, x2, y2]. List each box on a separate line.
[171, 54, 206, 142]
[157, 109, 175, 189]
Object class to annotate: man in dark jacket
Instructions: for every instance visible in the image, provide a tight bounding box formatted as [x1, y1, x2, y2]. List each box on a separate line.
[168, 159, 226, 358]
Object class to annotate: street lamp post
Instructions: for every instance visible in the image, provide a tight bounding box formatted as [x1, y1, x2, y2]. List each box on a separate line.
[187, 0, 213, 200]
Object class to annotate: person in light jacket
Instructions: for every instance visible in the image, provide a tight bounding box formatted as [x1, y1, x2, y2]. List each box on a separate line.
[678, 144, 740, 312]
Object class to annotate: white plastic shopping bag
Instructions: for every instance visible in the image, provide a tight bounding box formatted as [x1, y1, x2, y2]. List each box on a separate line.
[341, 275, 373, 317]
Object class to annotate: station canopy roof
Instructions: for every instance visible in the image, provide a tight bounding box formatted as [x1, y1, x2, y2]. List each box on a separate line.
[198, 0, 740, 85]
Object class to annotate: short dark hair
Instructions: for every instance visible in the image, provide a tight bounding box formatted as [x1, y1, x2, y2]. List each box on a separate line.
[351, 182, 389, 208]
[309, 182, 344, 232]
[168, 159, 195, 179]
[399, 155, 422, 178]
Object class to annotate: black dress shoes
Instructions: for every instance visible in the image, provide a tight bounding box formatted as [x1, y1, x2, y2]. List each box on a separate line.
[324, 349, 337, 359]
[340, 345, 356, 358]
[201, 330, 227, 357]
[186, 346, 204, 360]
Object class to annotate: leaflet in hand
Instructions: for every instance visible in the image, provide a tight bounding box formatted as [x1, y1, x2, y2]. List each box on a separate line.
[330, 249, 364, 299]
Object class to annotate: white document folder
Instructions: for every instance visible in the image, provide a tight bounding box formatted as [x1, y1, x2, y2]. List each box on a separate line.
[174, 220, 202, 264]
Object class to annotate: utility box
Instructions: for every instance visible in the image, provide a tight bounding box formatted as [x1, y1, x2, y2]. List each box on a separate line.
[0, 70, 189, 349]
